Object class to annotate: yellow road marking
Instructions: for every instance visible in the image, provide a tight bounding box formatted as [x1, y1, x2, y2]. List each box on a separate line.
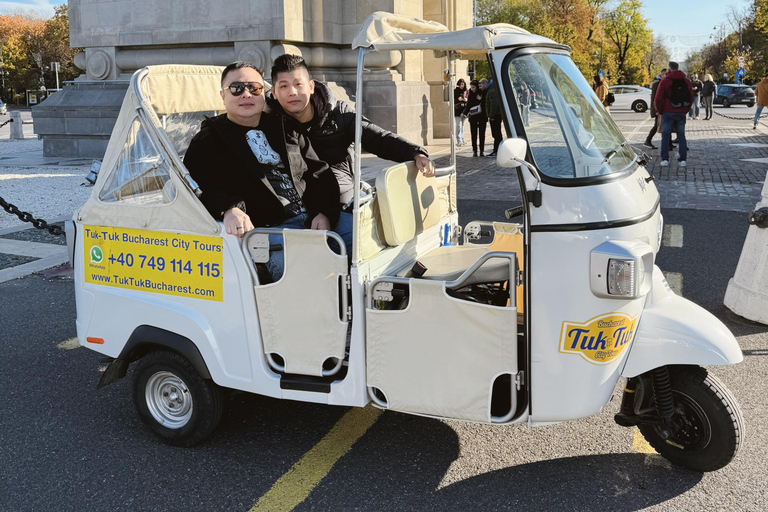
[632, 429, 657, 454]
[57, 337, 81, 350]
[250, 405, 383, 512]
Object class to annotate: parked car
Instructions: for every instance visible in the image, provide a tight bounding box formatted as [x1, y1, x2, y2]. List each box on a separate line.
[714, 84, 755, 107]
[0, 101, 6, 115]
[607, 85, 651, 112]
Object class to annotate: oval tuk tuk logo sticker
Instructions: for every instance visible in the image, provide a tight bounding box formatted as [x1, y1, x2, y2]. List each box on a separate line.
[559, 313, 638, 365]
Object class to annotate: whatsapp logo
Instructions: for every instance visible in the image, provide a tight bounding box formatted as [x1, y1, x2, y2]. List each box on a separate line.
[90, 246, 103, 263]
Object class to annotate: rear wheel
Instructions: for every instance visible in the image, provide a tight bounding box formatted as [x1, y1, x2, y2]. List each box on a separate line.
[632, 100, 648, 113]
[638, 365, 743, 472]
[747, 102, 755, 108]
[722, 98, 731, 107]
[133, 351, 223, 447]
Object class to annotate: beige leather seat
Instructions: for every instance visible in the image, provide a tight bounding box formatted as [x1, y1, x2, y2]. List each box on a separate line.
[400, 245, 512, 285]
[375, 162, 510, 285]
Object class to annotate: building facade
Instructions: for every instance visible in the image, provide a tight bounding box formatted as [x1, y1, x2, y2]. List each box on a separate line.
[33, 0, 472, 157]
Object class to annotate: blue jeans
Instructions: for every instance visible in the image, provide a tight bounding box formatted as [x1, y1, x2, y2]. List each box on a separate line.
[266, 212, 353, 281]
[755, 105, 765, 125]
[455, 116, 465, 143]
[688, 97, 699, 118]
[661, 113, 687, 162]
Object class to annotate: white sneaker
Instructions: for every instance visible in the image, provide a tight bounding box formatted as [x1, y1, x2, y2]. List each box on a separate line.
[679, 160, 687, 167]
[660, 160, 669, 167]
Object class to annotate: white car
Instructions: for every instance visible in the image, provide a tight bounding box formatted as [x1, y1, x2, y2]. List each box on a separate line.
[608, 85, 651, 112]
[0, 101, 6, 115]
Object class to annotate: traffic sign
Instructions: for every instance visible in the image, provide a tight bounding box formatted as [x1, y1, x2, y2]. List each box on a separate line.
[738, 56, 745, 62]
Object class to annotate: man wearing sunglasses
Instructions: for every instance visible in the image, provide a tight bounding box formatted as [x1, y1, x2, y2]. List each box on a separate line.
[184, 61, 350, 280]
[268, 54, 434, 211]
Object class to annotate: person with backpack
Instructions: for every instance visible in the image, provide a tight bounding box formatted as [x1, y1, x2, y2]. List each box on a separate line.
[654, 61, 694, 167]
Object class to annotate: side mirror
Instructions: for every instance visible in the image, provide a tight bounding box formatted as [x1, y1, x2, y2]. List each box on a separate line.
[497, 138, 528, 169]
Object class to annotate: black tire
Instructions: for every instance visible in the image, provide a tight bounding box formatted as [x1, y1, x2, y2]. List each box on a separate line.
[722, 98, 731, 108]
[632, 100, 648, 113]
[638, 365, 744, 472]
[747, 102, 755, 108]
[133, 351, 223, 447]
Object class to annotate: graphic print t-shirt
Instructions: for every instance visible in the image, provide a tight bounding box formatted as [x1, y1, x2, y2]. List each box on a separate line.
[245, 129, 306, 218]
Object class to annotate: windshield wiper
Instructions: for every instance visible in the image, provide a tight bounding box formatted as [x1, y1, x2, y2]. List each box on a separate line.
[603, 141, 628, 164]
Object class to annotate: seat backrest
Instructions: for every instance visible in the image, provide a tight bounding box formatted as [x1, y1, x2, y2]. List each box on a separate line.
[375, 161, 446, 246]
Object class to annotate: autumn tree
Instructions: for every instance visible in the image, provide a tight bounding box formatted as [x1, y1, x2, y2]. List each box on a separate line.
[603, 0, 653, 85]
[0, 5, 80, 102]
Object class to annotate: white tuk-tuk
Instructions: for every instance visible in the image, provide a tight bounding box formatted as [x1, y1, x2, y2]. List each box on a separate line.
[68, 12, 743, 472]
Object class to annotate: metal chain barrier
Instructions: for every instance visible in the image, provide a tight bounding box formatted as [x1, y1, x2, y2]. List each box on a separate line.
[0, 118, 13, 129]
[712, 109, 768, 121]
[0, 196, 65, 236]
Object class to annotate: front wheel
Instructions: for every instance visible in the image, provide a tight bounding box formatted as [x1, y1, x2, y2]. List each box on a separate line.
[133, 351, 223, 447]
[638, 365, 743, 472]
[632, 100, 648, 113]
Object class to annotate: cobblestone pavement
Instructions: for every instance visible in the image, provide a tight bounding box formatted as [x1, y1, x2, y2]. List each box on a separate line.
[442, 107, 767, 213]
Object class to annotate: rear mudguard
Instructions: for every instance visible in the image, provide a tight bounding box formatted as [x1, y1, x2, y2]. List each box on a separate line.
[621, 266, 743, 378]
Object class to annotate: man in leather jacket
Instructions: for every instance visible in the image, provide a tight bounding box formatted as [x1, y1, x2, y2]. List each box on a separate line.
[267, 54, 434, 209]
[184, 61, 350, 280]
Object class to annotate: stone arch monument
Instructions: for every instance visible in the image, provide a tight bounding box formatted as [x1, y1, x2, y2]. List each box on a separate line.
[33, 0, 472, 157]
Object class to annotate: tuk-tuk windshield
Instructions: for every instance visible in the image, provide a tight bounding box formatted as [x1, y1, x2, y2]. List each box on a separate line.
[505, 53, 636, 179]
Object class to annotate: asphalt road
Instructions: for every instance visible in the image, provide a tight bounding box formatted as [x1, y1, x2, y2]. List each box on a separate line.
[2, 205, 767, 511]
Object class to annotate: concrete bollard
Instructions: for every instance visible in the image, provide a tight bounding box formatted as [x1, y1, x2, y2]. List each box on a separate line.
[9, 111, 24, 139]
[724, 172, 768, 324]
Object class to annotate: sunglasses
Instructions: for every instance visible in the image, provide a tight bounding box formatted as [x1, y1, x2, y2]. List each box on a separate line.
[225, 82, 264, 96]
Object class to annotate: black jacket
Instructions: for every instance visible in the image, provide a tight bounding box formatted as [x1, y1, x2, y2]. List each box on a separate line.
[650, 77, 661, 117]
[463, 88, 487, 122]
[454, 86, 467, 117]
[183, 113, 340, 228]
[701, 81, 716, 97]
[268, 81, 427, 204]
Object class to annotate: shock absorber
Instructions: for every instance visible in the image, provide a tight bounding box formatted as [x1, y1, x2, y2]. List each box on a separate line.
[652, 366, 675, 438]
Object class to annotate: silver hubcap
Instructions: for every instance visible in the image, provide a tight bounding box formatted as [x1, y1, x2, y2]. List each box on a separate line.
[145, 371, 193, 429]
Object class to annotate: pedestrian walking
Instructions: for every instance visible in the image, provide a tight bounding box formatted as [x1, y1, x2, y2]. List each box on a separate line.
[454, 78, 468, 145]
[517, 82, 531, 126]
[593, 73, 610, 112]
[689, 74, 702, 119]
[462, 80, 487, 157]
[644, 68, 666, 149]
[754, 70, 768, 129]
[485, 79, 503, 156]
[701, 74, 716, 120]
[655, 61, 694, 167]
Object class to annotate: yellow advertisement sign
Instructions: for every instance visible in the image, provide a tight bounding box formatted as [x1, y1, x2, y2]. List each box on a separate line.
[83, 225, 223, 302]
[559, 313, 638, 365]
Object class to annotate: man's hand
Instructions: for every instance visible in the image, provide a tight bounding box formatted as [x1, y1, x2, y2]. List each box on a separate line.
[311, 213, 331, 230]
[223, 207, 254, 238]
[414, 153, 435, 177]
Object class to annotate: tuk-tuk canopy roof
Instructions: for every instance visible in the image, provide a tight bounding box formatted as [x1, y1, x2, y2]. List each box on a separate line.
[352, 11, 564, 59]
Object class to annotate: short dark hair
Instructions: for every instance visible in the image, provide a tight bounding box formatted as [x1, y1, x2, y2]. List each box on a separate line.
[668, 61, 679, 71]
[221, 61, 262, 86]
[271, 54, 311, 84]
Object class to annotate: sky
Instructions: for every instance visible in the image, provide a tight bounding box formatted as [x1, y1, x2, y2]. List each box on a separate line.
[640, 0, 752, 61]
[0, 0, 754, 62]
